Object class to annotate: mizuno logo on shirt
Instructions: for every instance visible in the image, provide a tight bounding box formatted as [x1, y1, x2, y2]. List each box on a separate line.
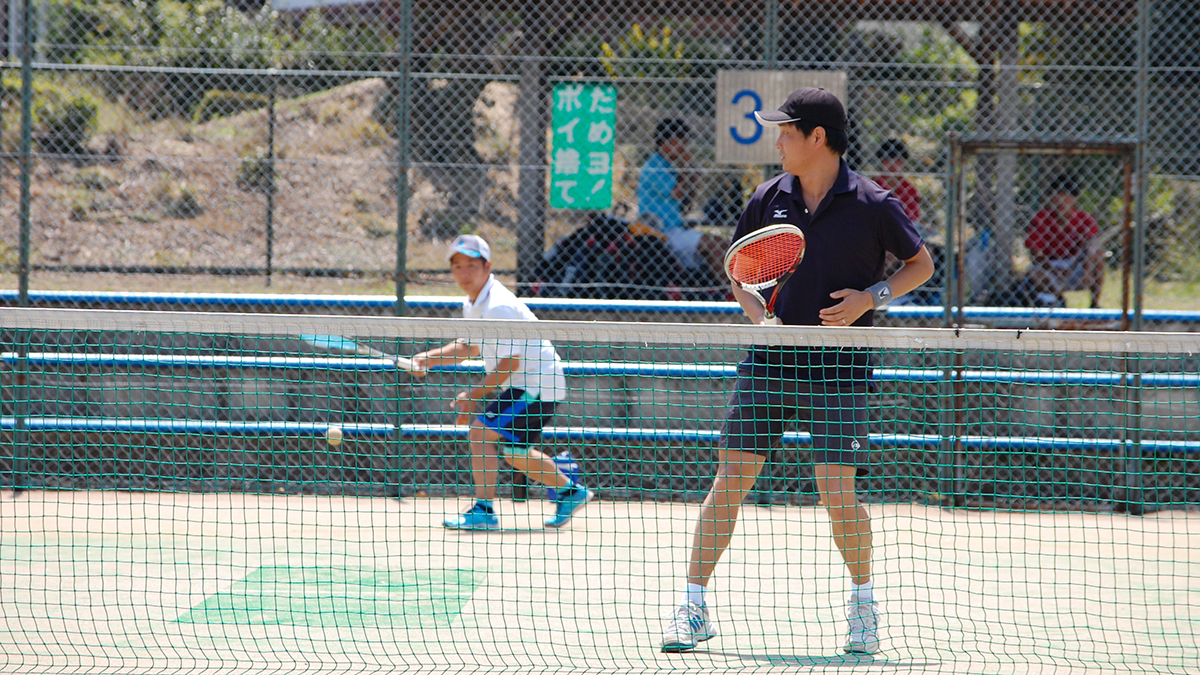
[773, 209, 788, 218]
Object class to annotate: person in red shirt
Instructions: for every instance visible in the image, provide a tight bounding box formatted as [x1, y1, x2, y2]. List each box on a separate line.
[873, 138, 920, 225]
[1024, 174, 1104, 308]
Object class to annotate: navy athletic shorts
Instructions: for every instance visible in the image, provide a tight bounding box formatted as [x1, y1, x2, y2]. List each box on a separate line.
[720, 364, 870, 475]
[478, 388, 558, 447]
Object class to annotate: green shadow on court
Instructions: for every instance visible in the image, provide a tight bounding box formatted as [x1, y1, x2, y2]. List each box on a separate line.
[175, 566, 485, 628]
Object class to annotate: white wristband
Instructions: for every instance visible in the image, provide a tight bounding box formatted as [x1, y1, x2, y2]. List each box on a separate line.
[866, 281, 894, 309]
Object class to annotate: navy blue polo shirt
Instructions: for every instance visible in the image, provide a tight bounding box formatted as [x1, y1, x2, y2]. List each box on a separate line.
[731, 160, 924, 383]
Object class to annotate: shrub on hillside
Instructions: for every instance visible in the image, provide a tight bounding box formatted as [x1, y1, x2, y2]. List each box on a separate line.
[237, 152, 275, 192]
[1, 75, 99, 155]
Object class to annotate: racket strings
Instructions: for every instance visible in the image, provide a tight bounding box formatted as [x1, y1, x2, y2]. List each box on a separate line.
[727, 235, 806, 285]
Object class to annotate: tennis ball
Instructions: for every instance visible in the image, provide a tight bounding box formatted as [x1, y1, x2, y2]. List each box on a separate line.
[325, 426, 343, 446]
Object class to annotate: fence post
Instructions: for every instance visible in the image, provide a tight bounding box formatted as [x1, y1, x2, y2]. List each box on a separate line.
[944, 136, 962, 328]
[748, 0, 781, 504]
[17, 0, 31, 306]
[265, 73, 277, 287]
[394, 0, 412, 317]
[11, 0, 32, 498]
[1118, 0, 1152, 515]
[514, 0, 548, 297]
[1133, 0, 1149, 333]
[760, 1, 779, 185]
[514, 4, 545, 499]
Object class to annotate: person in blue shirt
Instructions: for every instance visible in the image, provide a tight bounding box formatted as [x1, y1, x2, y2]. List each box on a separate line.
[637, 118, 726, 281]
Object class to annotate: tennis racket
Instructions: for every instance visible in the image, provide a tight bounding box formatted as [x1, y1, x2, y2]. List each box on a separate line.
[299, 334, 424, 374]
[723, 223, 807, 326]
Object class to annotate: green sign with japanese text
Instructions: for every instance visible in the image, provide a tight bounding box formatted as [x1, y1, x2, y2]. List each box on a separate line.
[549, 83, 617, 210]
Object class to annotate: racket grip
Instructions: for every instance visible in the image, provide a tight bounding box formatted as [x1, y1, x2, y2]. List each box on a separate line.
[761, 315, 780, 326]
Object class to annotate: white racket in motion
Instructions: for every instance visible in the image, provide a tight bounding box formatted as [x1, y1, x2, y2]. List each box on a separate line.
[723, 223, 807, 326]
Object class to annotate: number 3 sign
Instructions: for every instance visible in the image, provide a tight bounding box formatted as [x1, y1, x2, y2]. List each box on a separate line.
[715, 70, 847, 165]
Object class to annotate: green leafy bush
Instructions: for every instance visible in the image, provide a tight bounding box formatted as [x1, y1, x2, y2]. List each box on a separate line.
[38, 1, 397, 121]
[1, 75, 99, 155]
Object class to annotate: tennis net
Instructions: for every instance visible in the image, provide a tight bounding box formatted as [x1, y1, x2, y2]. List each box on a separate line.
[1, 307, 1197, 674]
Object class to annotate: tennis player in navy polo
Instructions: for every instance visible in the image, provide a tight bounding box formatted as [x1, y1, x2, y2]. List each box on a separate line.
[661, 88, 934, 655]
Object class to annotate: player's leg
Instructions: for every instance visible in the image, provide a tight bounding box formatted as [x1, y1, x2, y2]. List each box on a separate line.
[662, 372, 784, 653]
[810, 387, 879, 653]
[468, 422, 503, 500]
[503, 445, 592, 529]
[687, 447, 765, 583]
[661, 448, 764, 653]
[482, 391, 592, 528]
[815, 464, 879, 654]
[444, 421, 504, 530]
[504, 449, 570, 490]
[813, 464, 872, 584]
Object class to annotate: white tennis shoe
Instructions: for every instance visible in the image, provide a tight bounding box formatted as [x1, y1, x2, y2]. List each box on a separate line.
[843, 598, 880, 654]
[660, 602, 716, 652]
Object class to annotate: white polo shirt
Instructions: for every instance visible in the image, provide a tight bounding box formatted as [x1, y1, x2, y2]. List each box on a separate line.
[461, 275, 568, 402]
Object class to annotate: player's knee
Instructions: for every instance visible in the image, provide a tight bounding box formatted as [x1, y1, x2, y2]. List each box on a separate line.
[499, 443, 530, 460]
[468, 423, 489, 442]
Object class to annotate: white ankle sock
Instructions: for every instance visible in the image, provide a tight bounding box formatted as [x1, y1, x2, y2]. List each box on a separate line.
[851, 579, 874, 603]
[683, 583, 707, 607]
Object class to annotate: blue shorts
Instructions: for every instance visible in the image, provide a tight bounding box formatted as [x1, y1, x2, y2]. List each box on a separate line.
[721, 365, 869, 475]
[478, 388, 558, 447]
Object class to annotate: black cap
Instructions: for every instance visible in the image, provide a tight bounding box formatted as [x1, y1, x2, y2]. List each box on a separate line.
[654, 118, 690, 146]
[876, 138, 909, 161]
[754, 87, 847, 132]
[1049, 173, 1080, 196]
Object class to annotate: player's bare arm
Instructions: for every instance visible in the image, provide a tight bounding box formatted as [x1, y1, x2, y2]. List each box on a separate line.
[731, 284, 768, 324]
[411, 340, 479, 375]
[818, 245, 935, 326]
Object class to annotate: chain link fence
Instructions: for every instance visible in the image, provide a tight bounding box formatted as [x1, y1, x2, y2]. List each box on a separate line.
[0, 0, 1196, 321]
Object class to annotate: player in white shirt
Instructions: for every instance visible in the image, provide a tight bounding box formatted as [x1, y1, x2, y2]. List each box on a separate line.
[412, 235, 593, 530]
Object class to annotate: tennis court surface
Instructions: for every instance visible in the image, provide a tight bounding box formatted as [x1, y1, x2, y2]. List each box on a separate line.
[2, 491, 1197, 674]
[2, 309, 1198, 674]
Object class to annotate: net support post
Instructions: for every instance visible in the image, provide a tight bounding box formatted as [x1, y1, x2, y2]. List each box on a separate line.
[951, 349, 967, 507]
[935, 349, 956, 507]
[389, 351, 403, 499]
[1116, 354, 1147, 515]
[9, 330, 30, 497]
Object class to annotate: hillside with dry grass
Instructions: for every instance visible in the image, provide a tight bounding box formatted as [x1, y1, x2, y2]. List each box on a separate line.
[0, 78, 526, 295]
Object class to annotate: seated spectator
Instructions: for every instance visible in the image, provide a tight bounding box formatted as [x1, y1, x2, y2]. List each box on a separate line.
[873, 138, 921, 225]
[637, 118, 725, 282]
[1024, 174, 1105, 308]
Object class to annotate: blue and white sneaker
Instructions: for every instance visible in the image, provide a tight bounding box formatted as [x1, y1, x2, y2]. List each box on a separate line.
[660, 602, 716, 652]
[444, 503, 499, 530]
[544, 485, 593, 528]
